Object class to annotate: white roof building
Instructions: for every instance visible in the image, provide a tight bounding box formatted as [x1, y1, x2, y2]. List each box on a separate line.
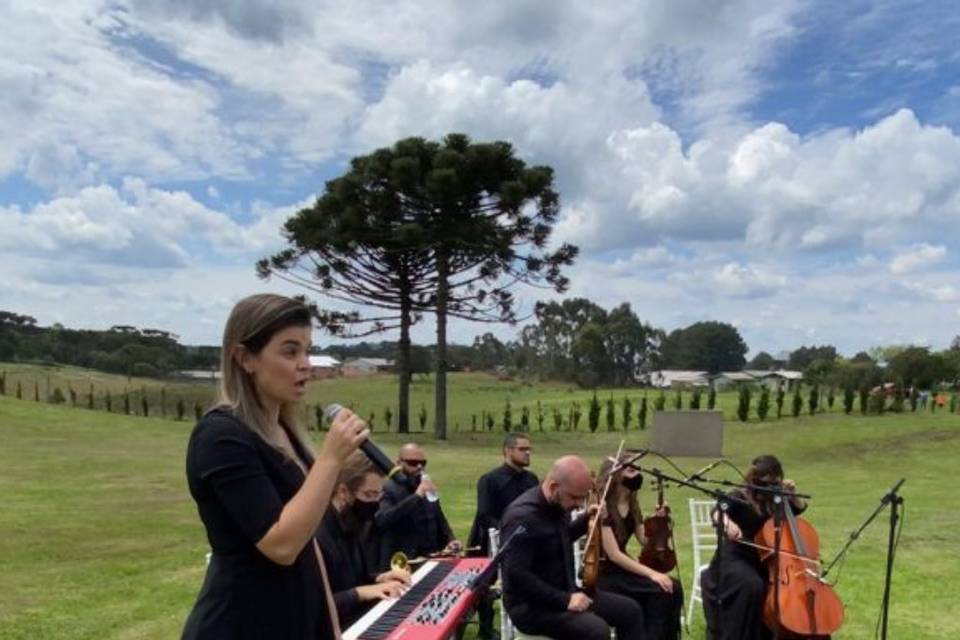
[309, 355, 341, 368]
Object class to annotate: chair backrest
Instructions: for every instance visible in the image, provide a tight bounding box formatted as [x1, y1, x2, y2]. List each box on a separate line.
[489, 527, 515, 640]
[689, 499, 717, 569]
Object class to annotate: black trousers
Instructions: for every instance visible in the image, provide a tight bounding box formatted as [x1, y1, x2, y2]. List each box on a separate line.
[510, 590, 644, 640]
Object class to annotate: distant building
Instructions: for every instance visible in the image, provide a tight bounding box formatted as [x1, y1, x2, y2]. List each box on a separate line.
[342, 357, 394, 377]
[176, 369, 221, 380]
[309, 355, 341, 380]
[710, 371, 757, 390]
[650, 370, 710, 389]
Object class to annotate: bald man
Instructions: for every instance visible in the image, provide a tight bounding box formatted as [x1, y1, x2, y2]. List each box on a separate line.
[374, 443, 459, 563]
[500, 456, 644, 640]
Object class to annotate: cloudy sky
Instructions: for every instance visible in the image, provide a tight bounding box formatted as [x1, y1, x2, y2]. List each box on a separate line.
[2, 1, 959, 355]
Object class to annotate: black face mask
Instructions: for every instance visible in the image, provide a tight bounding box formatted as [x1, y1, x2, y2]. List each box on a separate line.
[621, 474, 643, 491]
[352, 499, 379, 522]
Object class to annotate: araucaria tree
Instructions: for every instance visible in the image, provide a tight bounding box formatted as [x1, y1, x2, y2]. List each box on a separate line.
[258, 134, 577, 438]
[265, 134, 576, 439]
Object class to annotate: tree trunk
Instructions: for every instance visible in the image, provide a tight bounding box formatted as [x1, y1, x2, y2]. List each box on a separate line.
[397, 271, 412, 434]
[434, 250, 449, 440]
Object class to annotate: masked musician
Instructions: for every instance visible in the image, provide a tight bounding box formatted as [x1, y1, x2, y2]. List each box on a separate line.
[595, 455, 683, 639]
[701, 454, 808, 640]
[316, 451, 411, 627]
[499, 456, 644, 640]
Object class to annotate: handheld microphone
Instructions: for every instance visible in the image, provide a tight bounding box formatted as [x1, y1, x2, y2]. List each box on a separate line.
[686, 459, 723, 482]
[324, 403, 396, 476]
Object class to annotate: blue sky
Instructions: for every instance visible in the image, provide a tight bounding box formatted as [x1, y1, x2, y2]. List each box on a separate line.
[2, 0, 959, 356]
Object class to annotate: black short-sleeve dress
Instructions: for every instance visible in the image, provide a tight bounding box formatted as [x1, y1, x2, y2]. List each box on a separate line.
[597, 512, 684, 640]
[181, 408, 337, 639]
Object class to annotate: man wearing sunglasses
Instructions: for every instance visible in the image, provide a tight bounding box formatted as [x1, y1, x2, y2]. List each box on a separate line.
[375, 443, 460, 564]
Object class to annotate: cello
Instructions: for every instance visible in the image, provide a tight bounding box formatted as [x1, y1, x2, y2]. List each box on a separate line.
[639, 471, 677, 573]
[755, 494, 844, 637]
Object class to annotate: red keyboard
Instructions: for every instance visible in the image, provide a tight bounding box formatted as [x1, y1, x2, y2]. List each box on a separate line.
[343, 557, 491, 640]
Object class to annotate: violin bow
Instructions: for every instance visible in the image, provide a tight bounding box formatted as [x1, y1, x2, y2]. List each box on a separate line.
[585, 439, 626, 551]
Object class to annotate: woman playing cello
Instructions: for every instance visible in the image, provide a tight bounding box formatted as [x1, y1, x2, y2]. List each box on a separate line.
[701, 454, 811, 640]
[594, 454, 684, 640]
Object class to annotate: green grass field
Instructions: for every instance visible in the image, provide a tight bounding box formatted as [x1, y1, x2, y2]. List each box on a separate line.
[2, 369, 959, 639]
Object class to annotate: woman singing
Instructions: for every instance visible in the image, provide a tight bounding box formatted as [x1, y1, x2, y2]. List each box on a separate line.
[595, 455, 683, 640]
[182, 294, 368, 639]
[700, 454, 807, 640]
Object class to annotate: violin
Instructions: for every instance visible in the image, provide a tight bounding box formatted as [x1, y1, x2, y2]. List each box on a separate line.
[581, 441, 625, 594]
[639, 473, 677, 572]
[755, 492, 844, 637]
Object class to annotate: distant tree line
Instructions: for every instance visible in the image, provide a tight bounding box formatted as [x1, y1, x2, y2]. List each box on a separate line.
[0, 311, 218, 377]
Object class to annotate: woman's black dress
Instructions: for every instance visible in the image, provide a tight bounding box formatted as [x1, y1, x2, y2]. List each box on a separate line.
[596, 512, 684, 640]
[700, 490, 775, 640]
[181, 409, 337, 639]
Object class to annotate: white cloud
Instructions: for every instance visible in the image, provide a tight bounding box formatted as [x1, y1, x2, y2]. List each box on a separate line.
[710, 262, 788, 298]
[556, 109, 960, 253]
[0, 179, 297, 271]
[0, 2, 253, 188]
[889, 243, 947, 274]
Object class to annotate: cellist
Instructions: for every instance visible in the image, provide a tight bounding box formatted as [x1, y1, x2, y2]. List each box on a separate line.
[499, 455, 645, 640]
[701, 454, 809, 640]
[595, 454, 684, 639]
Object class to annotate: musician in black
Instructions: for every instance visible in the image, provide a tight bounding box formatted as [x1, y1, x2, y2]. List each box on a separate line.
[375, 443, 461, 563]
[317, 452, 410, 627]
[595, 455, 683, 639]
[500, 456, 645, 640]
[467, 433, 539, 639]
[701, 454, 808, 640]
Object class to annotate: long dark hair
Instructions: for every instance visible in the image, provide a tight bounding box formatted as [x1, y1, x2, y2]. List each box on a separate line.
[744, 454, 784, 513]
[596, 454, 642, 546]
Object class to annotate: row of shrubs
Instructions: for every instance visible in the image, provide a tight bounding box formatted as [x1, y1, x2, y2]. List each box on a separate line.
[3, 371, 957, 433]
[734, 383, 959, 422]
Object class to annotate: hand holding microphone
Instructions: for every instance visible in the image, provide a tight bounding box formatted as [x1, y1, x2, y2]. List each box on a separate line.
[318, 404, 369, 464]
[324, 403, 396, 475]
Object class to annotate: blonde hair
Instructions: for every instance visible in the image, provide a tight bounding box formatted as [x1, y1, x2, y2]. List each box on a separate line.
[217, 293, 314, 461]
[336, 451, 383, 492]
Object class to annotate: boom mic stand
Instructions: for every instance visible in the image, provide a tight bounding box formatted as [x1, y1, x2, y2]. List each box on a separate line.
[821, 478, 905, 640]
[629, 467, 753, 640]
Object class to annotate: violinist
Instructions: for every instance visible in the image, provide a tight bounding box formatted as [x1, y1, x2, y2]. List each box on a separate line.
[595, 455, 683, 640]
[316, 451, 411, 627]
[701, 454, 807, 640]
[499, 456, 644, 640]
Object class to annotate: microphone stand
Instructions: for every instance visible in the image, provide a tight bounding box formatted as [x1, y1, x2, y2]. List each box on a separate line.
[629, 467, 752, 640]
[821, 478, 905, 640]
[468, 524, 527, 591]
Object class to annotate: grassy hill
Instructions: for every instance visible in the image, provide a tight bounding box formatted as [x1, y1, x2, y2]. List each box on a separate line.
[1, 369, 959, 638]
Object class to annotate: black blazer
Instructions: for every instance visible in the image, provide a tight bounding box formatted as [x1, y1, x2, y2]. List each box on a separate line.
[375, 473, 454, 561]
[499, 486, 588, 618]
[467, 464, 539, 554]
[182, 409, 336, 639]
